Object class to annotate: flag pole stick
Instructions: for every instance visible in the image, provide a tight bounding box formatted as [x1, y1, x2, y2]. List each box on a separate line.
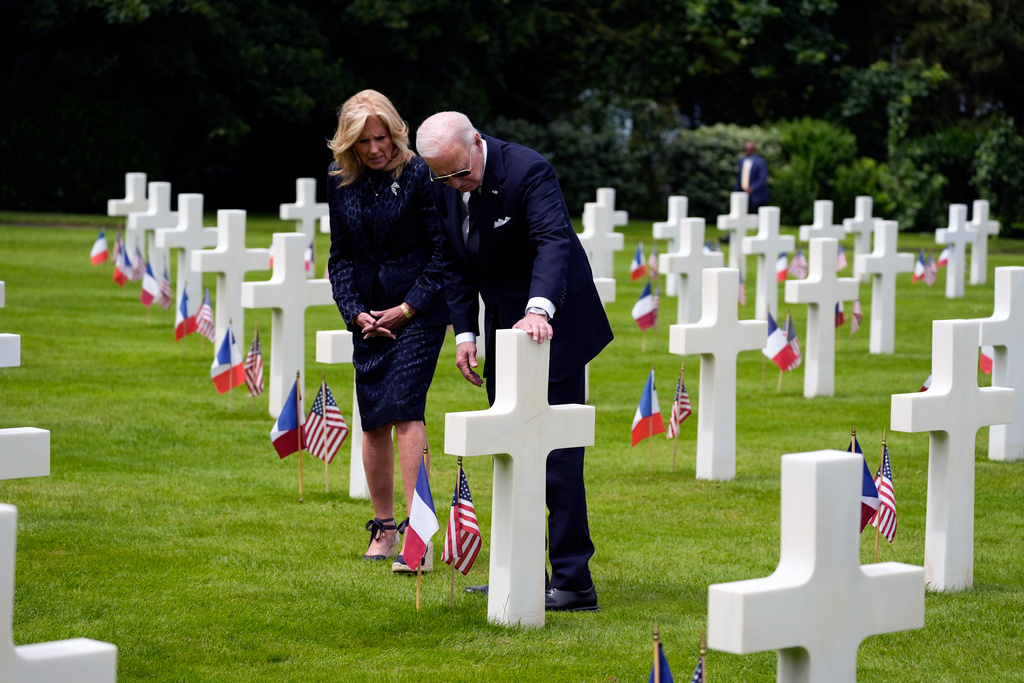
[296, 370, 304, 503]
[642, 329, 647, 353]
[777, 368, 783, 393]
[652, 625, 661, 683]
[322, 372, 329, 493]
[875, 428, 886, 563]
[648, 366, 654, 472]
[450, 457, 463, 608]
[700, 629, 707, 683]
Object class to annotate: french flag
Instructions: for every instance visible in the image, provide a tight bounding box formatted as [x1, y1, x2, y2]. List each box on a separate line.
[980, 345, 995, 375]
[403, 457, 439, 571]
[776, 252, 788, 283]
[912, 250, 927, 283]
[937, 246, 950, 267]
[211, 326, 246, 394]
[270, 379, 305, 458]
[763, 313, 799, 371]
[631, 370, 665, 446]
[113, 242, 132, 286]
[849, 436, 880, 532]
[174, 287, 197, 341]
[140, 260, 161, 307]
[631, 282, 657, 330]
[629, 242, 647, 280]
[90, 229, 109, 265]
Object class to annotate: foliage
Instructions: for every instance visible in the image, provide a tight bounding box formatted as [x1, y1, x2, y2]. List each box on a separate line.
[770, 118, 857, 225]
[972, 114, 1024, 231]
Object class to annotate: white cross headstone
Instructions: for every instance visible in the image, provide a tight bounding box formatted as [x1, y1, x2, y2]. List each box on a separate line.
[652, 196, 688, 296]
[741, 207, 795, 321]
[126, 182, 177, 285]
[191, 210, 270, 349]
[0, 505, 118, 682]
[242, 233, 334, 418]
[280, 178, 327, 243]
[784, 238, 859, 398]
[659, 218, 724, 325]
[315, 330, 369, 499]
[853, 220, 915, 355]
[445, 330, 595, 628]
[155, 194, 218, 321]
[669, 268, 766, 480]
[891, 319, 1014, 590]
[577, 188, 626, 279]
[979, 267, 1024, 462]
[0, 282, 19, 369]
[708, 450, 924, 683]
[716, 192, 758, 276]
[842, 196, 876, 281]
[107, 172, 148, 217]
[798, 200, 845, 242]
[935, 204, 977, 299]
[967, 199, 1000, 285]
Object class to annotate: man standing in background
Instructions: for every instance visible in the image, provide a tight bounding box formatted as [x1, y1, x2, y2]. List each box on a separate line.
[735, 141, 770, 214]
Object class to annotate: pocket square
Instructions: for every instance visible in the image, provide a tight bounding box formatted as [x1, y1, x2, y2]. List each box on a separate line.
[493, 216, 512, 229]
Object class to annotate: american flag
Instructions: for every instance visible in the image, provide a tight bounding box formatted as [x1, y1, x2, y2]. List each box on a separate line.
[835, 244, 848, 271]
[788, 248, 808, 279]
[441, 466, 482, 575]
[871, 445, 898, 543]
[690, 655, 704, 683]
[196, 287, 216, 342]
[783, 312, 802, 370]
[131, 247, 146, 281]
[158, 264, 173, 310]
[667, 370, 692, 439]
[647, 246, 659, 280]
[306, 383, 348, 463]
[304, 240, 314, 273]
[738, 270, 747, 306]
[244, 331, 264, 396]
[835, 301, 845, 327]
[851, 299, 863, 334]
[922, 254, 938, 286]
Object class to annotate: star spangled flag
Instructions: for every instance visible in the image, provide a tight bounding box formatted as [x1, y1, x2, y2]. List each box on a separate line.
[776, 252, 788, 283]
[304, 240, 314, 273]
[174, 286, 197, 341]
[848, 435, 880, 532]
[738, 270, 747, 306]
[90, 229, 109, 265]
[783, 312, 802, 370]
[764, 312, 800, 371]
[244, 331, 264, 396]
[937, 246, 950, 267]
[630, 243, 647, 280]
[158, 264, 173, 310]
[647, 642, 673, 683]
[403, 456, 439, 571]
[919, 373, 932, 392]
[922, 254, 938, 286]
[210, 326, 246, 394]
[835, 301, 845, 327]
[690, 655, 703, 683]
[111, 230, 124, 271]
[667, 370, 692, 439]
[851, 299, 863, 334]
[113, 240, 132, 286]
[196, 287, 216, 342]
[270, 378, 304, 458]
[788, 248, 808, 279]
[441, 466, 482, 575]
[871, 445, 898, 543]
[131, 247, 145, 281]
[648, 246, 659, 280]
[140, 260, 161, 307]
[631, 281, 658, 331]
[980, 345, 995, 375]
[306, 383, 348, 463]
[835, 243, 848, 271]
[912, 250, 926, 283]
[631, 370, 666, 446]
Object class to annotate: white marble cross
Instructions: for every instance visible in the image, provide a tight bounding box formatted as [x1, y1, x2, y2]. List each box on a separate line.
[315, 330, 370, 498]
[967, 199, 1000, 285]
[280, 178, 327, 243]
[577, 188, 626, 279]
[935, 204, 977, 299]
[669, 268, 766, 480]
[979, 267, 1024, 462]
[155, 194, 218, 323]
[659, 218, 724, 325]
[708, 450, 924, 683]
[0, 505, 118, 682]
[652, 196, 688, 296]
[0, 287, 48, 481]
[853, 220, 915, 355]
[445, 330, 595, 628]
[191, 210, 270, 349]
[0, 282, 19, 369]
[784, 238, 859, 397]
[741, 207, 795, 321]
[798, 200, 845, 242]
[107, 172, 148, 217]
[242, 233, 334, 417]
[842, 196, 877, 281]
[891, 319, 1014, 591]
[716, 192, 758, 276]
[126, 182, 177, 285]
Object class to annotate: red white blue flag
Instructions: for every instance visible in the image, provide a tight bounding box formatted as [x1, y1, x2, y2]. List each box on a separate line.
[442, 465, 482, 575]
[667, 370, 692, 439]
[848, 435, 880, 532]
[647, 641, 673, 683]
[631, 370, 666, 446]
[851, 299, 863, 334]
[211, 325, 246, 394]
[90, 229, 109, 265]
[788, 248, 808, 279]
[630, 242, 647, 280]
[835, 301, 845, 327]
[980, 345, 994, 375]
[196, 287, 215, 342]
[244, 330, 264, 396]
[835, 244, 848, 271]
[158, 264, 173, 310]
[270, 378, 304, 458]
[764, 312, 800, 372]
[870, 445, 898, 543]
[114, 240, 132, 286]
[912, 250, 926, 283]
[776, 252, 788, 283]
[937, 246, 950, 267]
[631, 282, 658, 331]
[174, 287, 197, 341]
[140, 260, 161, 308]
[403, 456, 439, 571]
[306, 382, 348, 464]
[304, 240, 314, 273]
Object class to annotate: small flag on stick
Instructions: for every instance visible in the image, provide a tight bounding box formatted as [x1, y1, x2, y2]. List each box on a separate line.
[245, 325, 265, 397]
[630, 243, 648, 280]
[90, 229, 109, 265]
[848, 428, 880, 532]
[442, 459, 482, 577]
[631, 369, 666, 447]
[871, 439, 898, 546]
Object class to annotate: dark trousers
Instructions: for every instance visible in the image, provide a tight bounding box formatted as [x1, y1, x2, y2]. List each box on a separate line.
[486, 363, 595, 591]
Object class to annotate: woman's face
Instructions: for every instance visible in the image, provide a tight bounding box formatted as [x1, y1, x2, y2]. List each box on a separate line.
[355, 115, 394, 171]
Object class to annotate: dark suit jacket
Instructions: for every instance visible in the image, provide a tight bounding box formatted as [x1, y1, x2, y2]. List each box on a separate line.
[734, 153, 770, 207]
[327, 156, 449, 331]
[430, 134, 613, 383]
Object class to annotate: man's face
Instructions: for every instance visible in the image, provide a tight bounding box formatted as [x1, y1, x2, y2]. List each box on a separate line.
[425, 135, 484, 193]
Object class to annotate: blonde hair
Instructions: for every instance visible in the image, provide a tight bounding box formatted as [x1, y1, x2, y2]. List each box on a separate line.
[327, 90, 415, 186]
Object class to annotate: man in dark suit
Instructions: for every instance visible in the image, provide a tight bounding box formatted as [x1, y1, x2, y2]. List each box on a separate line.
[416, 111, 613, 612]
[735, 141, 770, 214]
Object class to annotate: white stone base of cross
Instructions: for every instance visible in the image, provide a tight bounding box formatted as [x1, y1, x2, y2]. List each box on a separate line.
[0, 336, 19, 369]
[708, 450, 924, 683]
[0, 428, 49, 481]
[980, 266, 1024, 461]
[445, 330, 595, 628]
[316, 330, 369, 499]
[891, 319, 1014, 590]
[0, 504, 117, 682]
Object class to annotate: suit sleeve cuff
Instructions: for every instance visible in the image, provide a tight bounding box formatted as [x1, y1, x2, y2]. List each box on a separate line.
[526, 297, 555, 319]
[455, 332, 477, 346]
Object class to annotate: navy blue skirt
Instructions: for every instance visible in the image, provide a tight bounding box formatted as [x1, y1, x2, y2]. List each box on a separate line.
[352, 324, 446, 432]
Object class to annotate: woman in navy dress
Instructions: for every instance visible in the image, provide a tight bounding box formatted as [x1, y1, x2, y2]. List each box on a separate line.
[326, 90, 448, 569]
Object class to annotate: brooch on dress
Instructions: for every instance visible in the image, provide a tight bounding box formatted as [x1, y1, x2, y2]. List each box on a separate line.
[390, 181, 400, 196]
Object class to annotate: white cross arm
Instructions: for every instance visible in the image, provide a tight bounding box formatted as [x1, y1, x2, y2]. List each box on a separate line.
[316, 330, 353, 364]
[446, 403, 594, 457]
[593, 277, 616, 305]
[0, 428, 49, 481]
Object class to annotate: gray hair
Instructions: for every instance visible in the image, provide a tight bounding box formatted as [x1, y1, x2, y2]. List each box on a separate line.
[416, 111, 478, 159]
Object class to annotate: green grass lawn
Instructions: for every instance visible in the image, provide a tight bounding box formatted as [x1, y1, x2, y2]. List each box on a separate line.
[0, 211, 1022, 682]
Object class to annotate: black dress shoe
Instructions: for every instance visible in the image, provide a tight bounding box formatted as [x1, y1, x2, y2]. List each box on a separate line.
[465, 584, 488, 595]
[545, 585, 599, 612]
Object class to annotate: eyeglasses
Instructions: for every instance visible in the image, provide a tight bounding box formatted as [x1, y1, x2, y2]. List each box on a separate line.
[429, 152, 472, 183]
